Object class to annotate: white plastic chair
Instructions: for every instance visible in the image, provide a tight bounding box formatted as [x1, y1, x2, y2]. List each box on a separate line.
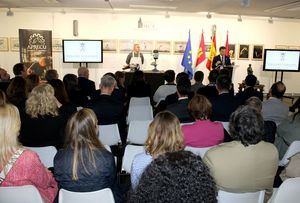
[0, 185, 44, 203]
[218, 190, 265, 203]
[26, 146, 57, 168]
[122, 145, 145, 173]
[59, 188, 115, 203]
[127, 105, 153, 124]
[127, 120, 152, 145]
[279, 141, 300, 166]
[216, 121, 230, 133]
[129, 97, 151, 107]
[104, 145, 111, 152]
[270, 177, 300, 203]
[185, 146, 213, 158]
[98, 124, 121, 146]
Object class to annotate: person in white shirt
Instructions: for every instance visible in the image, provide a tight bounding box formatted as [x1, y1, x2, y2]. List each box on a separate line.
[153, 70, 176, 104]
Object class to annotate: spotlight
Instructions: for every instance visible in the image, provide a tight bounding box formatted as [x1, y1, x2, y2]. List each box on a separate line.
[237, 15, 242, 22]
[206, 12, 212, 19]
[6, 8, 14, 17]
[268, 17, 273, 24]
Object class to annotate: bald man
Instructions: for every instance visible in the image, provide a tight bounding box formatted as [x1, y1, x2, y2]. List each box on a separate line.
[126, 44, 144, 69]
[77, 67, 96, 99]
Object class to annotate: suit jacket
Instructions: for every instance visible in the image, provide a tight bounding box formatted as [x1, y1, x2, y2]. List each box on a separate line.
[166, 98, 194, 123]
[127, 81, 151, 98]
[78, 77, 96, 99]
[212, 55, 231, 69]
[210, 93, 239, 122]
[262, 97, 289, 125]
[235, 87, 263, 104]
[197, 84, 219, 99]
[203, 141, 278, 200]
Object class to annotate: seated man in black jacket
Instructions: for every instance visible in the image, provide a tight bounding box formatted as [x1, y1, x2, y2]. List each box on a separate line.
[77, 67, 96, 100]
[236, 74, 263, 104]
[197, 69, 219, 99]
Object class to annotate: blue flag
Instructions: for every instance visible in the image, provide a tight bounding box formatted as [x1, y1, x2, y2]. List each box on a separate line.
[181, 31, 193, 80]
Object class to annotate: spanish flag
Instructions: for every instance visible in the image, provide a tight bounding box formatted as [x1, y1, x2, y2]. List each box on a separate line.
[206, 33, 217, 71]
[195, 32, 206, 67]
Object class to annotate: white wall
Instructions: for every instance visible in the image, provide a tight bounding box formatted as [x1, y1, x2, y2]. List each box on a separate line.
[0, 11, 300, 93]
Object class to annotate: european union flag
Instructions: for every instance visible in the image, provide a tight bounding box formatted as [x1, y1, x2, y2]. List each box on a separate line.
[181, 31, 193, 80]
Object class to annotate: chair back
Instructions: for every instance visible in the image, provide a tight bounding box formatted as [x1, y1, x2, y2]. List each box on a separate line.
[218, 190, 265, 203]
[271, 177, 300, 203]
[98, 124, 121, 146]
[279, 141, 300, 166]
[129, 97, 151, 107]
[0, 185, 44, 203]
[127, 105, 153, 124]
[122, 145, 145, 173]
[26, 146, 57, 168]
[127, 120, 152, 145]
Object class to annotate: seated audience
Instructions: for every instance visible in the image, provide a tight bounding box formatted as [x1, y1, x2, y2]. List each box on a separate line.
[115, 71, 127, 102]
[191, 70, 205, 93]
[63, 73, 88, 107]
[197, 69, 219, 99]
[19, 84, 66, 149]
[219, 69, 234, 96]
[77, 67, 96, 99]
[210, 75, 238, 121]
[0, 104, 57, 203]
[245, 97, 277, 143]
[275, 102, 300, 159]
[153, 70, 176, 104]
[26, 73, 40, 92]
[236, 74, 263, 104]
[182, 95, 224, 147]
[12, 62, 27, 78]
[45, 69, 59, 82]
[289, 97, 300, 112]
[262, 81, 289, 125]
[6, 76, 27, 111]
[103, 72, 124, 102]
[166, 76, 194, 123]
[127, 70, 151, 98]
[131, 111, 184, 189]
[54, 108, 121, 202]
[203, 106, 278, 201]
[129, 151, 217, 203]
[0, 67, 10, 93]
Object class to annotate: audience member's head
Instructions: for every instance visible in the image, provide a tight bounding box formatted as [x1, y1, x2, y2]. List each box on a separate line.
[245, 74, 257, 87]
[0, 90, 7, 106]
[270, 81, 286, 99]
[129, 151, 217, 203]
[77, 67, 89, 79]
[175, 72, 189, 84]
[115, 71, 125, 87]
[26, 84, 58, 118]
[104, 72, 116, 79]
[188, 95, 212, 120]
[63, 74, 78, 92]
[229, 105, 264, 146]
[245, 96, 262, 112]
[6, 77, 27, 100]
[0, 104, 21, 165]
[0, 67, 10, 81]
[64, 108, 104, 180]
[26, 74, 40, 92]
[13, 63, 27, 78]
[194, 71, 204, 83]
[164, 70, 175, 84]
[219, 69, 230, 77]
[146, 111, 184, 157]
[100, 75, 116, 95]
[208, 69, 219, 84]
[219, 46, 226, 56]
[45, 69, 59, 82]
[131, 70, 145, 84]
[49, 79, 70, 105]
[216, 75, 231, 92]
[176, 76, 191, 97]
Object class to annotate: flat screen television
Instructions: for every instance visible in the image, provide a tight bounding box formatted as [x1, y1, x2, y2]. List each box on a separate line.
[63, 40, 103, 63]
[263, 49, 300, 72]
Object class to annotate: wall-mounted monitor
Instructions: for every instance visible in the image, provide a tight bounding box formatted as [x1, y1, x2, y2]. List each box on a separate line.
[63, 40, 103, 63]
[263, 49, 300, 72]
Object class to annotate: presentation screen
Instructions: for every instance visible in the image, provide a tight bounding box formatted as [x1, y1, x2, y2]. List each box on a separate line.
[63, 40, 103, 63]
[263, 49, 300, 72]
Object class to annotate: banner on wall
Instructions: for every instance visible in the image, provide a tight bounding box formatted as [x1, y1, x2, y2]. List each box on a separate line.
[19, 29, 52, 78]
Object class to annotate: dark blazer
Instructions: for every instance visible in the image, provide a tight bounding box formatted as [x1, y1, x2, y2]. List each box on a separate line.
[235, 87, 263, 105]
[166, 98, 194, 123]
[212, 55, 231, 69]
[78, 77, 96, 99]
[127, 81, 151, 98]
[54, 147, 122, 202]
[58, 103, 77, 120]
[67, 89, 89, 107]
[0, 81, 10, 93]
[210, 93, 239, 122]
[197, 84, 219, 99]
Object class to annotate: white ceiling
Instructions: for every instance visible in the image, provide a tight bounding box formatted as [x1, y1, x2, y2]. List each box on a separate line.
[0, 0, 300, 19]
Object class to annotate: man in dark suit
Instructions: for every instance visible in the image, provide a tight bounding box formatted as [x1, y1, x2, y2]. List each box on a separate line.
[235, 74, 263, 104]
[210, 75, 239, 122]
[212, 46, 231, 70]
[77, 67, 96, 100]
[166, 76, 194, 123]
[197, 69, 219, 99]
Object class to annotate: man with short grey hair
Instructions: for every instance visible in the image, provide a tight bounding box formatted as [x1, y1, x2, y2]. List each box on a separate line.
[77, 67, 96, 99]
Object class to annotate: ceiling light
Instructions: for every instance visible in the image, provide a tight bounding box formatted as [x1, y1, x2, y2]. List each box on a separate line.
[6, 8, 14, 16]
[268, 17, 273, 24]
[206, 12, 212, 19]
[237, 15, 242, 22]
[129, 4, 177, 10]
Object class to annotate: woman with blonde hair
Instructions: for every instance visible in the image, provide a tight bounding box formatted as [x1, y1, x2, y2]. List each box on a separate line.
[0, 104, 58, 203]
[130, 111, 184, 189]
[19, 83, 66, 149]
[54, 108, 121, 201]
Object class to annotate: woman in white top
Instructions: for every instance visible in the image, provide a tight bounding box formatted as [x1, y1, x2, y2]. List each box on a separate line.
[130, 111, 184, 189]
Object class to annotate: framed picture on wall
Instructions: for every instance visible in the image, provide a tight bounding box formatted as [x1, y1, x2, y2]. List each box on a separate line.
[10, 38, 19, 52]
[238, 44, 250, 59]
[228, 44, 236, 59]
[173, 41, 186, 54]
[252, 45, 264, 60]
[205, 44, 211, 53]
[155, 41, 171, 54]
[119, 40, 134, 53]
[275, 45, 288, 49]
[103, 39, 117, 52]
[138, 40, 154, 54]
[0, 37, 9, 51]
[52, 38, 62, 52]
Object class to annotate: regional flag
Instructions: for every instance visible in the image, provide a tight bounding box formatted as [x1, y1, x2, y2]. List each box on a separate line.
[195, 32, 206, 67]
[206, 33, 217, 71]
[181, 31, 193, 79]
